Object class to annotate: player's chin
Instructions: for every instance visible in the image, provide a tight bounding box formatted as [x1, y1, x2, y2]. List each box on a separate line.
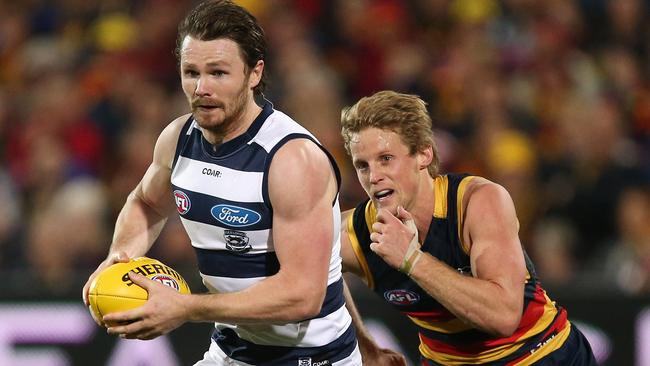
[374, 198, 398, 214]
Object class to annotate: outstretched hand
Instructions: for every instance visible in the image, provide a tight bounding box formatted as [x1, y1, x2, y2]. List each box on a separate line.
[369, 206, 420, 271]
[104, 272, 189, 340]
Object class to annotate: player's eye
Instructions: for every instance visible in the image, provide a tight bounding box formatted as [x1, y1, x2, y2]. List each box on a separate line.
[354, 162, 368, 171]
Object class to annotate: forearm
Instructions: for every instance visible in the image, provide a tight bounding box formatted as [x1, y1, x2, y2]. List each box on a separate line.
[409, 254, 522, 336]
[109, 190, 168, 258]
[185, 270, 325, 324]
[343, 279, 375, 348]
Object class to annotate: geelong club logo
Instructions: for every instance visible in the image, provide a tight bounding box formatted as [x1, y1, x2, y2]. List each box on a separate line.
[174, 190, 191, 215]
[224, 230, 252, 253]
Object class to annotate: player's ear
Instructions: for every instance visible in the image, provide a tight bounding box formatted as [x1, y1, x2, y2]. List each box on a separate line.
[417, 146, 433, 170]
[248, 60, 264, 90]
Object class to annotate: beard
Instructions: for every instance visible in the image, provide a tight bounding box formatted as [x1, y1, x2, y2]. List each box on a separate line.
[191, 78, 250, 137]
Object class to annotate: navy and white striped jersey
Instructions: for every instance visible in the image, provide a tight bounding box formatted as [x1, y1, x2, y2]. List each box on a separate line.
[170, 101, 359, 365]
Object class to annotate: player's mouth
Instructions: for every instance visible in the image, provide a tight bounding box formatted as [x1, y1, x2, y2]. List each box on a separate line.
[373, 189, 394, 202]
[192, 99, 223, 112]
[195, 105, 220, 112]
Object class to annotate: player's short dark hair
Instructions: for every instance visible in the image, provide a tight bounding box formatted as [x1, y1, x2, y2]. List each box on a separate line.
[175, 0, 267, 95]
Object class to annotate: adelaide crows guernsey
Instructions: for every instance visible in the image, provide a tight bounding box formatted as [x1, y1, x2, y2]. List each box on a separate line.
[347, 173, 571, 365]
[171, 101, 358, 365]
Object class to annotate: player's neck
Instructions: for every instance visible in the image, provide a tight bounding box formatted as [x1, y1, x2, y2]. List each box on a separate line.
[411, 174, 436, 238]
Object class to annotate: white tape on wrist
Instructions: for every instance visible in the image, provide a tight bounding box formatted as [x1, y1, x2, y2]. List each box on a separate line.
[399, 218, 422, 275]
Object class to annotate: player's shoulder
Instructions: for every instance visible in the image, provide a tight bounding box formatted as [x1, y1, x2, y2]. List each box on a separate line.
[269, 139, 330, 182]
[463, 176, 515, 215]
[154, 113, 193, 148]
[465, 177, 508, 198]
[152, 113, 193, 167]
[160, 113, 193, 143]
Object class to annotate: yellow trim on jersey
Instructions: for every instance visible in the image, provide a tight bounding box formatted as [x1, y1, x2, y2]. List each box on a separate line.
[433, 175, 448, 218]
[456, 176, 476, 255]
[508, 292, 559, 342]
[514, 321, 571, 365]
[419, 334, 526, 365]
[418, 291, 561, 364]
[347, 208, 375, 290]
[364, 200, 377, 232]
[408, 315, 473, 333]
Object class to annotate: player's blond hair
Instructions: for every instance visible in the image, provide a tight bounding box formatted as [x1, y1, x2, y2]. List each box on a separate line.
[341, 90, 440, 177]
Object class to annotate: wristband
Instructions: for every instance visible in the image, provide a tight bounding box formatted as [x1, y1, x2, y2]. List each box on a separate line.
[401, 249, 422, 275]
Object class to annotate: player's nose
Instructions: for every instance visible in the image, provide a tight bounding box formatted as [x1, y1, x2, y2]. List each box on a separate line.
[194, 75, 213, 96]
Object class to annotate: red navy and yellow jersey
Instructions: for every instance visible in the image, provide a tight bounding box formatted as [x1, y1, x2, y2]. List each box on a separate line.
[346, 173, 572, 365]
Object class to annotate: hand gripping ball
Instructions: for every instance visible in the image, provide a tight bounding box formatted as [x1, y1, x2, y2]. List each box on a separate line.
[88, 257, 191, 326]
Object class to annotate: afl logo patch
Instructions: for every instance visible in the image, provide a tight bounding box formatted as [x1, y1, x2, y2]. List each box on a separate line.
[211, 204, 261, 227]
[174, 190, 191, 215]
[384, 289, 420, 306]
[151, 274, 181, 291]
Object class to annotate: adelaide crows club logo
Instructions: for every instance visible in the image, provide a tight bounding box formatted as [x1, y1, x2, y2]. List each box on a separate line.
[174, 190, 191, 215]
[224, 230, 252, 253]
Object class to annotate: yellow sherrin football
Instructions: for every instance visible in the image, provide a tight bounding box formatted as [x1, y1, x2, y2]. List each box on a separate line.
[88, 257, 191, 327]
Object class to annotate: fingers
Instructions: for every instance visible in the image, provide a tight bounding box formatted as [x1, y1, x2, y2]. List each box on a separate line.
[395, 205, 412, 221]
[128, 271, 151, 289]
[82, 266, 103, 306]
[104, 307, 143, 329]
[82, 281, 91, 306]
[105, 315, 161, 340]
[374, 208, 392, 223]
[106, 320, 142, 337]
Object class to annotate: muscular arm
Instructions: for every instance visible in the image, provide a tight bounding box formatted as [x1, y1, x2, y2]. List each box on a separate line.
[183, 138, 339, 323]
[108, 118, 182, 257]
[408, 180, 526, 337]
[82, 115, 187, 306]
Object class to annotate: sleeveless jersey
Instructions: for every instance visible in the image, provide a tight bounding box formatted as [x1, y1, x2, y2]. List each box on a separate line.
[171, 101, 358, 365]
[346, 173, 571, 365]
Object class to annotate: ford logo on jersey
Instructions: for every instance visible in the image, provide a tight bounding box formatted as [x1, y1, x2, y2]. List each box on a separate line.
[384, 289, 420, 306]
[211, 204, 261, 227]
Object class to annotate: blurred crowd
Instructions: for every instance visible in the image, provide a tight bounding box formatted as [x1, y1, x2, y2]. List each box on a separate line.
[0, 0, 648, 297]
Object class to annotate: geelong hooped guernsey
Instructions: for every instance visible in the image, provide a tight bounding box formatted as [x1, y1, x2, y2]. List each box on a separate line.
[171, 101, 357, 365]
[347, 174, 571, 365]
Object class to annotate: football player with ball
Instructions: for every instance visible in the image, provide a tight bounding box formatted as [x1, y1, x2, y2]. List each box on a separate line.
[82, 1, 401, 365]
